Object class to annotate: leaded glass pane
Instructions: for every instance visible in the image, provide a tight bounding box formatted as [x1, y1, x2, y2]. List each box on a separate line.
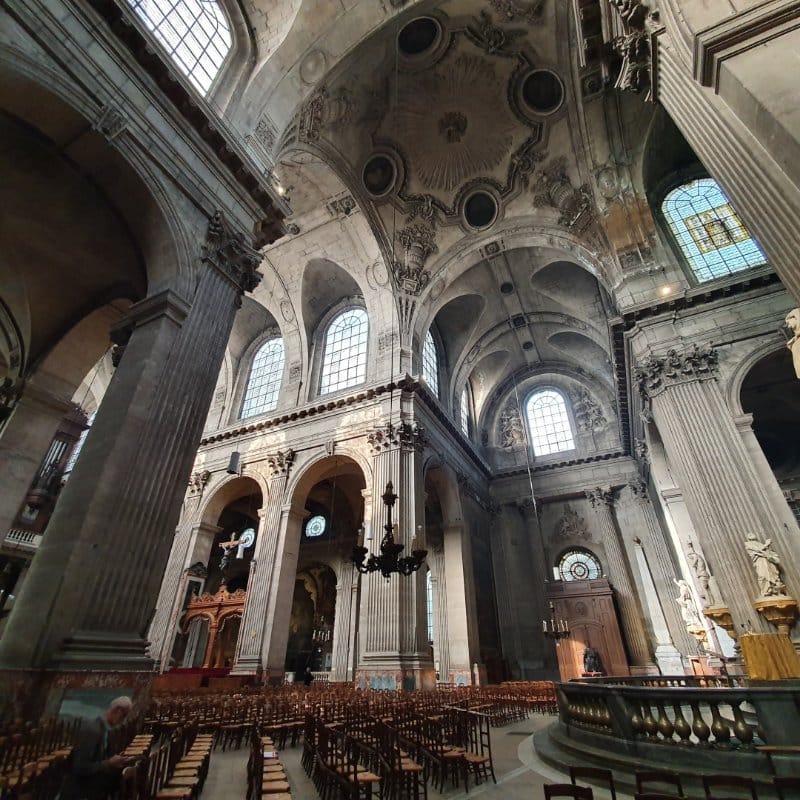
[128, 0, 232, 95]
[241, 338, 284, 418]
[422, 330, 439, 397]
[459, 388, 470, 436]
[320, 308, 368, 395]
[559, 550, 602, 582]
[526, 389, 574, 456]
[662, 178, 765, 282]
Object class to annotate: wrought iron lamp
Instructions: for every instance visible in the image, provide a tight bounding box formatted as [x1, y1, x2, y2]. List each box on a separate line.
[542, 601, 571, 642]
[352, 481, 427, 578]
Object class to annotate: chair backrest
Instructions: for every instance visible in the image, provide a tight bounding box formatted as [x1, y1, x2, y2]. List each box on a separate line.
[635, 794, 687, 800]
[774, 776, 800, 800]
[636, 769, 684, 796]
[571, 766, 616, 800]
[703, 774, 758, 800]
[544, 783, 594, 800]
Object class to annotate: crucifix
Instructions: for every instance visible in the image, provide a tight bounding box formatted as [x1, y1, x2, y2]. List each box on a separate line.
[218, 527, 256, 574]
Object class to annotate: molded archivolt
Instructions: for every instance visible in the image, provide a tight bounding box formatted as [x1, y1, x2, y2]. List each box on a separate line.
[199, 474, 265, 527]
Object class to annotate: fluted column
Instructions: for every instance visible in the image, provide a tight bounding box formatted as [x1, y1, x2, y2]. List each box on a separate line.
[149, 475, 215, 669]
[0, 212, 263, 670]
[357, 421, 431, 686]
[428, 542, 449, 680]
[586, 486, 654, 669]
[331, 557, 355, 681]
[0, 383, 73, 539]
[636, 344, 798, 634]
[232, 451, 294, 675]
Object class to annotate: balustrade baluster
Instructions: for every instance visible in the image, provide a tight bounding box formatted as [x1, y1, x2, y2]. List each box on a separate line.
[642, 701, 659, 740]
[672, 702, 692, 745]
[656, 701, 675, 742]
[628, 701, 644, 737]
[709, 702, 732, 749]
[730, 701, 754, 749]
[691, 700, 711, 746]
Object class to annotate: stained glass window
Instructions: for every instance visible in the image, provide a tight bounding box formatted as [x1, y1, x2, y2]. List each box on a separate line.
[459, 387, 470, 437]
[241, 338, 284, 418]
[320, 308, 369, 395]
[662, 178, 765, 282]
[127, 0, 232, 95]
[422, 330, 439, 397]
[559, 549, 602, 582]
[526, 389, 574, 456]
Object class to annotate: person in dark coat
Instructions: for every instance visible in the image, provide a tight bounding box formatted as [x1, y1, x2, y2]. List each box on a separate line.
[60, 696, 134, 800]
[303, 667, 314, 686]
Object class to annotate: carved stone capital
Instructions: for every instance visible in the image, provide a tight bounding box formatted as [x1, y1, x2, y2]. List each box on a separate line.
[188, 469, 211, 495]
[635, 344, 718, 398]
[585, 486, 615, 509]
[202, 211, 263, 294]
[398, 420, 426, 452]
[267, 449, 294, 477]
[366, 422, 401, 455]
[628, 479, 648, 501]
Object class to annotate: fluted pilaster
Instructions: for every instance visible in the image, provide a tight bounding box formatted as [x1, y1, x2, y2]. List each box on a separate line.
[585, 486, 653, 667]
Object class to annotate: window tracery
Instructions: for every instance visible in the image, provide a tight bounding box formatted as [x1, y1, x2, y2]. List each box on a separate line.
[525, 389, 575, 456]
[320, 308, 368, 395]
[241, 338, 284, 418]
[662, 178, 765, 282]
[127, 0, 232, 94]
[558, 549, 602, 582]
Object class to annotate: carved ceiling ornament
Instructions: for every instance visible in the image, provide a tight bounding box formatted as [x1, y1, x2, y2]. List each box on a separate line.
[606, 0, 660, 99]
[635, 344, 719, 399]
[297, 85, 355, 143]
[555, 505, 590, 540]
[202, 211, 263, 294]
[393, 223, 437, 295]
[489, 0, 545, 23]
[389, 54, 517, 192]
[570, 386, 607, 434]
[531, 157, 594, 231]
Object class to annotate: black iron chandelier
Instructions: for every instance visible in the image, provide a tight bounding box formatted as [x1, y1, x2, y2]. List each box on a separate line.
[352, 481, 427, 578]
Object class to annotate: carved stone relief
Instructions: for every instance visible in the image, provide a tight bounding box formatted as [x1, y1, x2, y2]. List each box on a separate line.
[498, 402, 525, 448]
[555, 506, 590, 540]
[570, 387, 607, 433]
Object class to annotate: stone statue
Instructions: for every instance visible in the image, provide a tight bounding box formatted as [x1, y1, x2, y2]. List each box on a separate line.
[785, 308, 800, 379]
[499, 406, 525, 448]
[675, 579, 702, 627]
[583, 647, 602, 674]
[686, 540, 716, 606]
[744, 532, 786, 597]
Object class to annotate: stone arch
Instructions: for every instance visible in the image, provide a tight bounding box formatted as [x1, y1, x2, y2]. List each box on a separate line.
[285, 450, 371, 510]
[198, 474, 266, 528]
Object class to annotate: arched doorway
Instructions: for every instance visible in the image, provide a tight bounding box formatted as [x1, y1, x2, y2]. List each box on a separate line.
[285, 564, 337, 676]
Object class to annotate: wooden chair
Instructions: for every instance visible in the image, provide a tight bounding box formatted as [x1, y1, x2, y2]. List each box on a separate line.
[774, 776, 800, 800]
[635, 794, 688, 800]
[702, 774, 758, 800]
[544, 784, 594, 800]
[570, 766, 616, 800]
[636, 769, 684, 798]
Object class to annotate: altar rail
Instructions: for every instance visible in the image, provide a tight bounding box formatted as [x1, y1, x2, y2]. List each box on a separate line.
[556, 676, 800, 750]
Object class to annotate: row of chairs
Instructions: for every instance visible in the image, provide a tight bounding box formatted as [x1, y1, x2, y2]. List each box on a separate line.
[543, 766, 800, 800]
[247, 733, 291, 799]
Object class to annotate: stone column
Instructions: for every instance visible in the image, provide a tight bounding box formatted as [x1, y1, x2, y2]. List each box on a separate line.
[232, 450, 294, 675]
[0, 383, 73, 539]
[586, 486, 654, 670]
[357, 421, 431, 688]
[441, 522, 475, 685]
[622, 481, 696, 657]
[148, 474, 215, 669]
[331, 557, 356, 682]
[428, 542, 449, 680]
[0, 212, 263, 670]
[636, 344, 799, 634]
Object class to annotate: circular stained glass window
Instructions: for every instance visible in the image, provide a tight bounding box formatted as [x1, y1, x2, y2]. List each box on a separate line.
[306, 515, 327, 538]
[558, 550, 601, 582]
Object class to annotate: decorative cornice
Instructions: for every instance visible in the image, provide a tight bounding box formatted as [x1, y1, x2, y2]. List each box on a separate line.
[266, 449, 294, 477]
[202, 211, 263, 294]
[634, 344, 718, 399]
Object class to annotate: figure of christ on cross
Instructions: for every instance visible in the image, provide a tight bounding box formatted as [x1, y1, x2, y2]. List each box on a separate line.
[217, 527, 256, 578]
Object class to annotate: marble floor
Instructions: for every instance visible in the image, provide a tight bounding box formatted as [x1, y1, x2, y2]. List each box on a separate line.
[200, 715, 630, 800]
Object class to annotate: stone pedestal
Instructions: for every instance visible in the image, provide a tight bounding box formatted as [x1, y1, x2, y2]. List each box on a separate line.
[0, 214, 262, 672]
[753, 595, 799, 636]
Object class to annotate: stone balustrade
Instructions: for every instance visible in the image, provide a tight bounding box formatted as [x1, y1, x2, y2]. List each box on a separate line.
[4, 528, 42, 551]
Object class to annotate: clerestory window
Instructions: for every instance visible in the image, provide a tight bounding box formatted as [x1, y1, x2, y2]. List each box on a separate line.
[662, 178, 766, 283]
[459, 387, 470, 437]
[525, 389, 575, 456]
[320, 308, 369, 395]
[127, 0, 232, 95]
[422, 330, 440, 398]
[241, 338, 285, 418]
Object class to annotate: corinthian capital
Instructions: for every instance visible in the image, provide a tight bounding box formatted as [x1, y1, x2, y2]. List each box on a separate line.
[203, 211, 263, 294]
[635, 344, 718, 398]
[585, 486, 615, 509]
[267, 449, 294, 477]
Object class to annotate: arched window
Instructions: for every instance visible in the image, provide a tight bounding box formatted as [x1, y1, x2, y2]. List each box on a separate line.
[63, 410, 96, 481]
[320, 308, 369, 395]
[459, 387, 470, 437]
[662, 178, 766, 282]
[127, 0, 232, 95]
[241, 338, 284, 418]
[526, 389, 575, 456]
[422, 330, 439, 397]
[558, 549, 602, 582]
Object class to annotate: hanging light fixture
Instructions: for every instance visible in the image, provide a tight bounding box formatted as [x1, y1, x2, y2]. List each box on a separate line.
[352, 481, 427, 578]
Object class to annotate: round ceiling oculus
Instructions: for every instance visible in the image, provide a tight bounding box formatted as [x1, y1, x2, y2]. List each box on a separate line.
[522, 341, 534, 350]
[398, 17, 440, 56]
[363, 154, 396, 196]
[500, 282, 514, 294]
[522, 70, 564, 114]
[464, 191, 497, 229]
